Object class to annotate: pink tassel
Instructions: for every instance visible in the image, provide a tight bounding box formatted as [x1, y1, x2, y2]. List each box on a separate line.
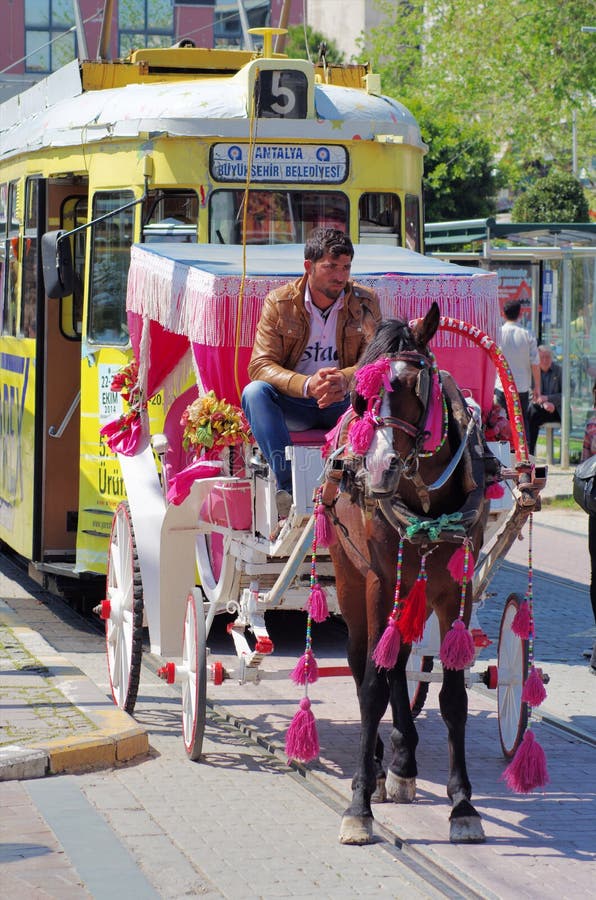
[285, 697, 320, 762]
[398, 577, 427, 644]
[485, 482, 505, 499]
[522, 666, 546, 707]
[372, 617, 401, 670]
[440, 620, 475, 670]
[502, 730, 549, 793]
[308, 584, 329, 623]
[511, 601, 531, 639]
[349, 413, 375, 454]
[354, 358, 392, 400]
[447, 546, 475, 584]
[314, 504, 336, 548]
[290, 650, 319, 685]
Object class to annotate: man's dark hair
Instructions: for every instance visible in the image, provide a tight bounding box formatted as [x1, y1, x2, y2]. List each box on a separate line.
[503, 299, 521, 320]
[304, 227, 354, 262]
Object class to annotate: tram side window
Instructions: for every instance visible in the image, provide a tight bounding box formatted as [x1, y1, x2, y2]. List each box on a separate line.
[405, 194, 421, 252]
[59, 196, 87, 339]
[209, 190, 348, 245]
[1, 182, 20, 336]
[20, 178, 41, 338]
[359, 193, 401, 247]
[88, 192, 133, 345]
[142, 189, 198, 243]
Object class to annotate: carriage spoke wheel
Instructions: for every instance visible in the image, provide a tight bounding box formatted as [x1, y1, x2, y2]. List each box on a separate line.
[407, 655, 434, 718]
[497, 593, 529, 759]
[181, 589, 207, 761]
[105, 502, 144, 714]
[196, 528, 241, 606]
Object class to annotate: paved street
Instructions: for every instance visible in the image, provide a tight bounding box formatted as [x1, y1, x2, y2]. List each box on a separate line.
[1, 482, 595, 898]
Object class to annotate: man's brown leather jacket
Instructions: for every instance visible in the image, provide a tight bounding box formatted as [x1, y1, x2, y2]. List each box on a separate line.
[248, 272, 382, 398]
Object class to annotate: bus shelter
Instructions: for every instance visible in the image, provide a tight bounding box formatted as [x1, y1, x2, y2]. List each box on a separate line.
[425, 220, 596, 467]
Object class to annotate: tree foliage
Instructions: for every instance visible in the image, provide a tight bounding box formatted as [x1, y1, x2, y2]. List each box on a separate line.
[364, 0, 595, 211]
[410, 100, 499, 221]
[512, 172, 590, 223]
[285, 25, 345, 65]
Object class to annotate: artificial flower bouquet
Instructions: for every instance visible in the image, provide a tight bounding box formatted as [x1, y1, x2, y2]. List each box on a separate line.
[181, 390, 252, 459]
[100, 358, 146, 456]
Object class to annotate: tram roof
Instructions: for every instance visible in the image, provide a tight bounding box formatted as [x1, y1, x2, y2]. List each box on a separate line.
[0, 59, 425, 162]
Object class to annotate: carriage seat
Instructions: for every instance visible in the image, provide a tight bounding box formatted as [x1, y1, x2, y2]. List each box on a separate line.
[288, 429, 328, 446]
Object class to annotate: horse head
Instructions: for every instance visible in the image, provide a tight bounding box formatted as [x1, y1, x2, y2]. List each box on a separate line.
[350, 302, 441, 499]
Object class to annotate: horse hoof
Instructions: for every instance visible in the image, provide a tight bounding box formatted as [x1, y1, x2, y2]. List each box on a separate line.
[339, 815, 374, 845]
[449, 816, 486, 844]
[371, 777, 387, 803]
[386, 770, 416, 803]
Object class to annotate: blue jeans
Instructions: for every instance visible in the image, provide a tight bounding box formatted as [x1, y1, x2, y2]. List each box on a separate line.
[242, 381, 350, 493]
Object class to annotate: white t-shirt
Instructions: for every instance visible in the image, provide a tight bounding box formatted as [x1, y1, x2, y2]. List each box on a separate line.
[495, 319, 539, 393]
[296, 285, 345, 377]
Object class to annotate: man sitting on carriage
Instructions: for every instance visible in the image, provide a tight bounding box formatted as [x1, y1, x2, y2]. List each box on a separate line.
[242, 227, 382, 520]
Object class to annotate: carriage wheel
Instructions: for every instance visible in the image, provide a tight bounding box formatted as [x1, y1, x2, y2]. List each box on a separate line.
[105, 502, 144, 714]
[497, 593, 529, 759]
[407, 655, 434, 718]
[181, 589, 207, 761]
[195, 529, 240, 606]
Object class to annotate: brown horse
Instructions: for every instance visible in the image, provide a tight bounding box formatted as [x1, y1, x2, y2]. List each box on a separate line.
[325, 302, 491, 845]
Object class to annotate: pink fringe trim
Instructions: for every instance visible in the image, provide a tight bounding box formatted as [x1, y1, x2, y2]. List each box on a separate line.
[372, 617, 401, 670]
[285, 697, 320, 762]
[502, 730, 549, 793]
[440, 620, 475, 670]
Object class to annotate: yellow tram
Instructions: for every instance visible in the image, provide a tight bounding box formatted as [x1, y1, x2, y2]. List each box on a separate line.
[0, 30, 426, 596]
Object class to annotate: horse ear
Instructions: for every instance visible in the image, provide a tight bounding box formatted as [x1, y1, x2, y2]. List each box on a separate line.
[412, 301, 440, 349]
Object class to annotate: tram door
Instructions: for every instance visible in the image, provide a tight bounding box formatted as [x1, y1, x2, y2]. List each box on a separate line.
[38, 177, 87, 565]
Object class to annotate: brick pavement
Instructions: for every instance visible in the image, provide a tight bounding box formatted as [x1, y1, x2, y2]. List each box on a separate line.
[0, 463, 594, 898]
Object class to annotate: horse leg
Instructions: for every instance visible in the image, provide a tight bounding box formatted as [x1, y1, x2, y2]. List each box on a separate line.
[339, 662, 389, 845]
[386, 649, 418, 803]
[439, 667, 485, 843]
[371, 733, 387, 802]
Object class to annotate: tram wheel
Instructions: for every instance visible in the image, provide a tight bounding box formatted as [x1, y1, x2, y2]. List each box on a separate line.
[497, 593, 529, 759]
[181, 589, 207, 761]
[407, 655, 434, 718]
[105, 501, 144, 714]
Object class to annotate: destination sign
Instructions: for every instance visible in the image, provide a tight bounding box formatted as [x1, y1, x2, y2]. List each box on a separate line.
[210, 144, 348, 184]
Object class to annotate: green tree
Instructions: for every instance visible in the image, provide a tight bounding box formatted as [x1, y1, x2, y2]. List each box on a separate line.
[411, 100, 499, 222]
[512, 171, 590, 222]
[365, 1, 596, 198]
[285, 25, 345, 65]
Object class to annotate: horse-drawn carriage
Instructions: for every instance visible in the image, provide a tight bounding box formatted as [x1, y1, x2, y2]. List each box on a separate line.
[100, 242, 547, 843]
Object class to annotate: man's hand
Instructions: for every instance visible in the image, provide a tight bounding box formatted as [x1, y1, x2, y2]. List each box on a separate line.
[307, 367, 348, 408]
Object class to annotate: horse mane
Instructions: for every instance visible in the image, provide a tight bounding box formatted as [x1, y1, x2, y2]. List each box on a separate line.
[356, 319, 417, 370]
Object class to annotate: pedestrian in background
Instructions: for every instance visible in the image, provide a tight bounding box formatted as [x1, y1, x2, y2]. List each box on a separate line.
[527, 345, 562, 456]
[494, 299, 540, 443]
[581, 379, 596, 674]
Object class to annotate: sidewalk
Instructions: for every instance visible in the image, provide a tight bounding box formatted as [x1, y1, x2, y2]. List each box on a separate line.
[0, 461, 581, 782]
[0, 559, 148, 781]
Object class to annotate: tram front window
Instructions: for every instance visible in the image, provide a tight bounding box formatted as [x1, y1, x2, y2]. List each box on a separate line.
[209, 190, 348, 245]
[88, 193, 133, 345]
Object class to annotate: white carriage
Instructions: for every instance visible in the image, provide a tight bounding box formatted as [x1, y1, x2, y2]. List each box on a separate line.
[101, 243, 545, 760]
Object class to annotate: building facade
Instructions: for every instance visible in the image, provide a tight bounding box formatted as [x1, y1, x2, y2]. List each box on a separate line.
[0, 0, 304, 101]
